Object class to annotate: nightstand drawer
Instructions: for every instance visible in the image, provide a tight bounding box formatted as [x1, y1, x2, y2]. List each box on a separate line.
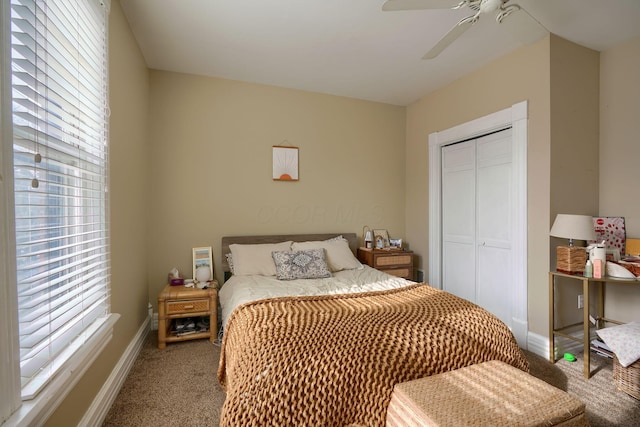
[166, 298, 209, 314]
[376, 254, 412, 267]
[383, 268, 411, 279]
[357, 247, 414, 280]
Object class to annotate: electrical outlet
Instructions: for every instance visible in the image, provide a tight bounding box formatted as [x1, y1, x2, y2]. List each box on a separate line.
[577, 294, 584, 309]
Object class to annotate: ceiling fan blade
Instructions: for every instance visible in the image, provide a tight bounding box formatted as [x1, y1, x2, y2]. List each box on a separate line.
[382, 0, 462, 12]
[422, 17, 475, 59]
[498, 6, 548, 46]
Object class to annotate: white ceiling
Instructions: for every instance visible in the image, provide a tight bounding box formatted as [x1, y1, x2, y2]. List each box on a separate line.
[120, 0, 640, 106]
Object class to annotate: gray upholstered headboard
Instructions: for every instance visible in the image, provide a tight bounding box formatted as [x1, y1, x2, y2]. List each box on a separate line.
[221, 233, 358, 281]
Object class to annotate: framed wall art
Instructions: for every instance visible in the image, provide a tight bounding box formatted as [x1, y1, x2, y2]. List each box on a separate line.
[273, 146, 299, 181]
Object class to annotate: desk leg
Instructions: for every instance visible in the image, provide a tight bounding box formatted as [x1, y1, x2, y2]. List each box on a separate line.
[549, 272, 555, 363]
[583, 278, 591, 379]
[597, 282, 604, 329]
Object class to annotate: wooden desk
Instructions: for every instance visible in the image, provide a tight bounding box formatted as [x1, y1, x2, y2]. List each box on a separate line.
[548, 271, 639, 378]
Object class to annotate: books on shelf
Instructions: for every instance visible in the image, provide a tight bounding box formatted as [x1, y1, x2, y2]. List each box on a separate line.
[590, 339, 613, 359]
[170, 316, 210, 335]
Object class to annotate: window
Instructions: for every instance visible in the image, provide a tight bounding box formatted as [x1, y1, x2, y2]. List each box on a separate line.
[1, 0, 117, 424]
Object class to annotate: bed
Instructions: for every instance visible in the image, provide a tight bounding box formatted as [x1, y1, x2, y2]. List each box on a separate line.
[217, 233, 528, 426]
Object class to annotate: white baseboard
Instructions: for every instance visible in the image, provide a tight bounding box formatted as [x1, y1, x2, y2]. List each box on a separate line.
[527, 330, 587, 361]
[78, 314, 151, 427]
[511, 318, 528, 349]
[527, 331, 549, 358]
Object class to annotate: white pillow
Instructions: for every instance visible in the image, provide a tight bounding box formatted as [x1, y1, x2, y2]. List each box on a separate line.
[596, 321, 640, 367]
[292, 237, 362, 272]
[229, 241, 292, 276]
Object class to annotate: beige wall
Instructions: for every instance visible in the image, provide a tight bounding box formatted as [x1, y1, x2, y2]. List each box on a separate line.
[549, 36, 599, 217]
[407, 33, 638, 340]
[600, 36, 640, 236]
[44, 1, 150, 425]
[599, 35, 640, 322]
[548, 36, 600, 329]
[36, 18, 640, 424]
[406, 36, 552, 337]
[146, 71, 406, 305]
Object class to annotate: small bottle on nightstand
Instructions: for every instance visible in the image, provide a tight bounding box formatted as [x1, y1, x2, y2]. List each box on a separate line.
[364, 230, 373, 249]
[584, 260, 593, 278]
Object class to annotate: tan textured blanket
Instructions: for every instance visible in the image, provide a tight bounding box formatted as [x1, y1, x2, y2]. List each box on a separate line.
[218, 284, 528, 426]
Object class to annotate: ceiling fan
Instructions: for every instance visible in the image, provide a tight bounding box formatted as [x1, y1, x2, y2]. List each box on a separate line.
[382, 0, 547, 59]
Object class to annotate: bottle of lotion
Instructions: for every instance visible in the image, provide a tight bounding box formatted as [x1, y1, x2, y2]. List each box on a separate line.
[584, 260, 593, 278]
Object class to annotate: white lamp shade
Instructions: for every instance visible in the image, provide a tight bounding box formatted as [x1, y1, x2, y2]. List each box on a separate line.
[549, 214, 596, 242]
[195, 265, 211, 283]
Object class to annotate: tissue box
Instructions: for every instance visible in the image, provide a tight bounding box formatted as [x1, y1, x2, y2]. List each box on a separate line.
[169, 276, 184, 286]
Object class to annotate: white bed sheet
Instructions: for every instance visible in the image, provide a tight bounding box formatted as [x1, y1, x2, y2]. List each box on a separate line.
[219, 265, 414, 328]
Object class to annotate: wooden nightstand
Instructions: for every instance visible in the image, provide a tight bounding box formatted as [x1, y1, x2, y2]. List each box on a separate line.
[357, 247, 414, 280]
[157, 282, 218, 349]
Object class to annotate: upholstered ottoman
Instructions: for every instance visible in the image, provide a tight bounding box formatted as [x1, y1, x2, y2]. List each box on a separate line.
[386, 360, 589, 427]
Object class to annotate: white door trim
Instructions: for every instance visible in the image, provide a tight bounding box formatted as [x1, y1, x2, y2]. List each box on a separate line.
[428, 100, 528, 347]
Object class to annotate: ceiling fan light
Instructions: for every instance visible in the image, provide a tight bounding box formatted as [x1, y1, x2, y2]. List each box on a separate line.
[480, 0, 505, 15]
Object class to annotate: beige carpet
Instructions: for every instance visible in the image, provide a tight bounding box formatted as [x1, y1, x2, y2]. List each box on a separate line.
[525, 349, 640, 427]
[102, 335, 224, 427]
[103, 334, 640, 426]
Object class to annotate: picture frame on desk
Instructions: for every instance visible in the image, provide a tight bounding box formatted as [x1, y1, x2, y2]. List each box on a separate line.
[373, 229, 389, 249]
[389, 238, 402, 249]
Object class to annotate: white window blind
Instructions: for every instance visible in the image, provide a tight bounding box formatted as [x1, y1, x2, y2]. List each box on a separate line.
[10, 0, 110, 399]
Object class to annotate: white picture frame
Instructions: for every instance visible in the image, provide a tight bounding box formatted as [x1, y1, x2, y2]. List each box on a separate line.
[192, 246, 213, 281]
[273, 146, 299, 181]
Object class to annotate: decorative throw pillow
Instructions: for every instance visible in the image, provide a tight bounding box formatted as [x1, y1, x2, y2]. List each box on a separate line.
[272, 249, 332, 280]
[229, 241, 293, 276]
[225, 253, 234, 274]
[292, 237, 362, 272]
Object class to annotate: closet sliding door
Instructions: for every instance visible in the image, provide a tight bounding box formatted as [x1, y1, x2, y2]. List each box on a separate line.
[442, 140, 476, 302]
[442, 128, 513, 325]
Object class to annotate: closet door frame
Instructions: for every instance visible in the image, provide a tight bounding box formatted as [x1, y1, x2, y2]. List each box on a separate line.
[428, 100, 528, 347]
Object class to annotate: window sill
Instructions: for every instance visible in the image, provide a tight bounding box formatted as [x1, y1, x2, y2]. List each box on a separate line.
[3, 313, 120, 427]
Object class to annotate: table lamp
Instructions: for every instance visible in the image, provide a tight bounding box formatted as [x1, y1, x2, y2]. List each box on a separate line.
[550, 214, 596, 274]
[362, 225, 373, 249]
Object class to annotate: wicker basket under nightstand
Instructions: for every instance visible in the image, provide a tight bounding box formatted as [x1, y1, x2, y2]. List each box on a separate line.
[614, 355, 640, 400]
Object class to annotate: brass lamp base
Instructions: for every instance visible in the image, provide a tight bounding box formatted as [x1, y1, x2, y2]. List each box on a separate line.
[556, 246, 587, 275]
